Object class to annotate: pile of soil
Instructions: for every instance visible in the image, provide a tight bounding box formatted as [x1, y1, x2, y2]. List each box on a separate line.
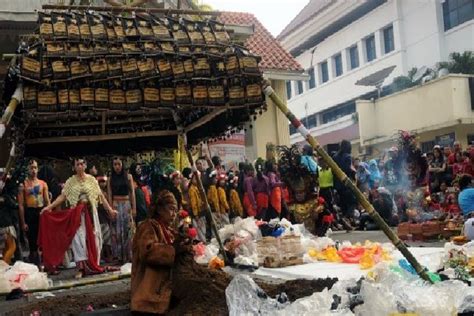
[259, 278, 338, 302]
[8, 254, 338, 315]
[6, 291, 131, 315]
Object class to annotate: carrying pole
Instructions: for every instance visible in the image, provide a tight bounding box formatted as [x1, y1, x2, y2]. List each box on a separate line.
[262, 81, 433, 283]
[171, 111, 227, 262]
[0, 52, 22, 139]
[184, 148, 228, 263]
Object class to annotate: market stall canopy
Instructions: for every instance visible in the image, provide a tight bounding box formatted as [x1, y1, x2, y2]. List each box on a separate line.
[3, 7, 267, 157]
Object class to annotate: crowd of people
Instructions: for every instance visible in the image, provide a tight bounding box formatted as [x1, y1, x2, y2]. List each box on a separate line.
[351, 140, 474, 229]
[0, 136, 473, 279]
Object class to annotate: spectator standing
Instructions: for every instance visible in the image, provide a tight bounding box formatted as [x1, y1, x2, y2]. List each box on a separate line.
[448, 141, 462, 165]
[333, 140, 356, 221]
[429, 146, 447, 192]
[18, 160, 50, 267]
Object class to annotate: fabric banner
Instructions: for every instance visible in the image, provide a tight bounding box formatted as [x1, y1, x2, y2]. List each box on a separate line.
[208, 132, 246, 170]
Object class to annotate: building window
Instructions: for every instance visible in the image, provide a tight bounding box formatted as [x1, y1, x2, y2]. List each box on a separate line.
[443, 0, 474, 31]
[421, 141, 435, 154]
[286, 80, 292, 99]
[321, 102, 356, 124]
[349, 45, 359, 69]
[333, 53, 343, 77]
[320, 61, 329, 83]
[296, 80, 304, 95]
[289, 123, 296, 135]
[468, 134, 474, 146]
[305, 114, 317, 128]
[308, 68, 316, 89]
[365, 35, 376, 62]
[383, 25, 394, 54]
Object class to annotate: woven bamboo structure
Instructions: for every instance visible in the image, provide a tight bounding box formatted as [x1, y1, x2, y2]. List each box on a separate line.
[3, 6, 265, 156]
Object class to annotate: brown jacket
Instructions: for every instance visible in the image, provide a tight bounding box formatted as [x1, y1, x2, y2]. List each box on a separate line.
[131, 219, 175, 314]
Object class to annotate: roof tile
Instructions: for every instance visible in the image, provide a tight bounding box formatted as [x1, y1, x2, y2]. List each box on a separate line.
[218, 12, 304, 73]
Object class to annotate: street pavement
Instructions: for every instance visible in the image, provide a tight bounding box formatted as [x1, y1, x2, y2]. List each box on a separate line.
[330, 230, 446, 248]
[0, 230, 446, 314]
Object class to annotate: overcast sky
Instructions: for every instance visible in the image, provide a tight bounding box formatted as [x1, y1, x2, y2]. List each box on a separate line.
[204, 0, 309, 37]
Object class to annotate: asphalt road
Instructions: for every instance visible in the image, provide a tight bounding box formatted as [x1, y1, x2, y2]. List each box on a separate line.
[329, 230, 446, 247]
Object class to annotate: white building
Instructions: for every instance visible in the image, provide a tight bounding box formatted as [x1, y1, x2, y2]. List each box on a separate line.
[279, 0, 474, 152]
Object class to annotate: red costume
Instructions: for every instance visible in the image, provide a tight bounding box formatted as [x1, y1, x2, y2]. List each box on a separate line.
[38, 203, 103, 273]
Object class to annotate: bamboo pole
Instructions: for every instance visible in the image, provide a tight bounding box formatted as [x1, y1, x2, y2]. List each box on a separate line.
[184, 146, 228, 263]
[0, 272, 131, 296]
[170, 111, 228, 262]
[41, 4, 221, 16]
[3, 144, 16, 180]
[262, 82, 433, 283]
[0, 85, 22, 139]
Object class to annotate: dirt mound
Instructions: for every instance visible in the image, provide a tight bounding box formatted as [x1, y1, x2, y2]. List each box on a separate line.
[259, 278, 338, 302]
[8, 254, 338, 315]
[6, 291, 130, 315]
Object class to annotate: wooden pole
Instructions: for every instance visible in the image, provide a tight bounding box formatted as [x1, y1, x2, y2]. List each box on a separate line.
[0, 84, 22, 139]
[262, 82, 433, 283]
[41, 4, 221, 16]
[184, 147, 228, 263]
[170, 111, 228, 262]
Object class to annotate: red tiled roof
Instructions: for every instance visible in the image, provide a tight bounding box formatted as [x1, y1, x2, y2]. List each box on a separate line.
[218, 12, 303, 73]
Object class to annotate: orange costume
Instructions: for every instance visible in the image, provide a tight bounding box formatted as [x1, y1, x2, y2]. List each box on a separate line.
[217, 187, 229, 214]
[229, 188, 243, 217]
[188, 184, 203, 217]
[207, 184, 220, 213]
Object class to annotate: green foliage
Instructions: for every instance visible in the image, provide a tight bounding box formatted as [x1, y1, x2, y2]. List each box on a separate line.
[190, 0, 212, 11]
[392, 75, 416, 91]
[437, 51, 474, 75]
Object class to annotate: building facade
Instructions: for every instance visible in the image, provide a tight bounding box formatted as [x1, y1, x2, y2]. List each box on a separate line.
[358, 74, 474, 156]
[279, 0, 474, 152]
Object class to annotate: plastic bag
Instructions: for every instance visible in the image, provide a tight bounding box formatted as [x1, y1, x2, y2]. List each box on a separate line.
[21, 272, 49, 290]
[195, 243, 219, 265]
[226, 274, 354, 315]
[120, 263, 132, 274]
[193, 243, 206, 257]
[359, 251, 375, 270]
[234, 254, 258, 266]
[324, 247, 342, 262]
[0, 274, 11, 293]
[208, 256, 225, 269]
[226, 274, 287, 316]
[338, 247, 365, 264]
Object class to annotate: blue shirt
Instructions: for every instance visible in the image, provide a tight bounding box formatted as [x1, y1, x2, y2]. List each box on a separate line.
[301, 155, 318, 174]
[459, 188, 474, 216]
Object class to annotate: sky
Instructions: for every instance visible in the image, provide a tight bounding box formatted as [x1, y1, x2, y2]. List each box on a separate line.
[203, 0, 309, 37]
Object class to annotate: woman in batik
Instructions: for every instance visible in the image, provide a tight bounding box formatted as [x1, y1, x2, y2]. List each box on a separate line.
[107, 157, 136, 263]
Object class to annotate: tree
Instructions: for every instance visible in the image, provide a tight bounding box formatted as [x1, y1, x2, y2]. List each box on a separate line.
[190, 0, 212, 11]
[391, 67, 419, 92]
[438, 51, 474, 75]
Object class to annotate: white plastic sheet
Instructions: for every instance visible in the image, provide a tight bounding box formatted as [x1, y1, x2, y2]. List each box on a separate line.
[227, 264, 474, 315]
[120, 263, 132, 274]
[1, 261, 49, 291]
[253, 247, 444, 281]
